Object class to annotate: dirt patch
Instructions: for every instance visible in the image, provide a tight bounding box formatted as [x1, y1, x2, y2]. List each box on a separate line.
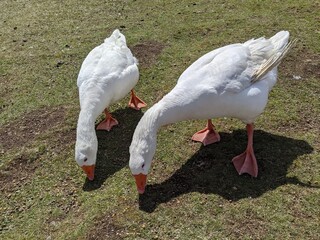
[282, 49, 320, 79]
[0, 153, 39, 193]
[0, 105, 71, 192]
[0, 106, 67, 151]
[87, 215, 124, 240]
[131, 41, 165, 68]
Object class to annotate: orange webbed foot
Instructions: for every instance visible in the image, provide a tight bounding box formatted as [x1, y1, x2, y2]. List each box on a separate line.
[96, 110, 118, 131]
[232, 123, 258, 177]
[232, 149, 258, 177]
[192, 120, 220, 146]
[128, 90, 147, 110]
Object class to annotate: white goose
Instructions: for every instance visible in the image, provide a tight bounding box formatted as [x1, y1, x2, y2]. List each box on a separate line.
[129, 31, 295, 194]
[75, 29, 146, 180]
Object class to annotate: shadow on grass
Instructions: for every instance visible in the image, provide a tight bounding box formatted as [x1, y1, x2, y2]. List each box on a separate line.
[139, 130, 315, 212]
[82, 108, 143, 191]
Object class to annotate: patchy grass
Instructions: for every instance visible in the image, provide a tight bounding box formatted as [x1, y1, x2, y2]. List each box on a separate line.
[1, 0, 319, 239]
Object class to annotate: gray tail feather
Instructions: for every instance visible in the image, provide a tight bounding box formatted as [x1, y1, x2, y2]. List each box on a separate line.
[251, 38, 297, 83]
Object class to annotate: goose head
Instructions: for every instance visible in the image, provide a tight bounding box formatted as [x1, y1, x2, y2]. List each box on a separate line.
[75, 139, 98, 181]
[129, 131, 157, 194]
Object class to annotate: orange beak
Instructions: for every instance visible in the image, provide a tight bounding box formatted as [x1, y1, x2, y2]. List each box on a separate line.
[133, 173, 147, 194]
[81, 165, 95, 181]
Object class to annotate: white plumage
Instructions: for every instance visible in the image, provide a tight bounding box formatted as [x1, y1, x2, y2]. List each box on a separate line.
[75, 29, 146, 180]
[129, 31, 294, 194]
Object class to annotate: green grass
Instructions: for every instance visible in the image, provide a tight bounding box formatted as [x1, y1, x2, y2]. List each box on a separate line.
[1, 0, 319, 239]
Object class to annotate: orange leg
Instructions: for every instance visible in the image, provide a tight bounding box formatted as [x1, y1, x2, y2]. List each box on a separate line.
[128, 90, 147, 110]
[191, 119, 220, 146]
[96, 109, 118, 131]
[232, 123, 258, 177]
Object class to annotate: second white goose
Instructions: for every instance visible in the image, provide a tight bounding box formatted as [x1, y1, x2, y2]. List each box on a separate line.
[75, 29, 146, 181]
[129, 31, 294, 194]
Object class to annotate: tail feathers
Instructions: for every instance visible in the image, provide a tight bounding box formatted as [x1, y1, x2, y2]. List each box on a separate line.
[269, 30, 290, 52]
[104, 29, 127, 46]
[251, 38, 297, 83]
[111, 29, 121, 38]
[244, 37, 273, 65]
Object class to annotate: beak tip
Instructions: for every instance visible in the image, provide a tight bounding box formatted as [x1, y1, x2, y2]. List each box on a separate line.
[138, 188, 145, 194]
[81, 165, 95, 181]
[133, 173, 147, 195]
[88, 176, 94, 181]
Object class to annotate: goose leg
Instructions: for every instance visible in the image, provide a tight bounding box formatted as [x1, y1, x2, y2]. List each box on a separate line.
[232, 123, 258, 177]
[128, 89, 147, 110]
[96, 109, 118, 131]
[191, 119, 220, 146]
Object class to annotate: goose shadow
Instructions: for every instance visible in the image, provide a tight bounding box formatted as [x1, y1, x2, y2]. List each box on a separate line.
[139, 130, 316, 212]
[82, 107, 143, 191]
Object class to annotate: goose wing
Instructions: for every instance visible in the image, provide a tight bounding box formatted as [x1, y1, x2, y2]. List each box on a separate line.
[177, 44, 254, 94]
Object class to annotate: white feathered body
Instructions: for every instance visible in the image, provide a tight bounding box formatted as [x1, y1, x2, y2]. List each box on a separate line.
[77, 30, 139, 116]
[130, 31, 291, 174]
[76, 29, 139, 166]
[154, 31, 289, 126]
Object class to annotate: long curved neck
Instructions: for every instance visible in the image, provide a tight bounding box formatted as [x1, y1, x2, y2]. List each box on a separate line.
[130, 88, 194, 174]
[76, 84, 107, 140]
[138, 88, 194, 136]
[158, 87, 197, 127]
[76, 105, 98, 145]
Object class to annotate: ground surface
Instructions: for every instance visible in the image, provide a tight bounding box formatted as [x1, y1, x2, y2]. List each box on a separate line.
[1, 0, 319, 239]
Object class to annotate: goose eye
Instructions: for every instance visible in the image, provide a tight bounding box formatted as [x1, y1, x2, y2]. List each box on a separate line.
[141, 163, 145, 169]
[83, 158, 88, 162]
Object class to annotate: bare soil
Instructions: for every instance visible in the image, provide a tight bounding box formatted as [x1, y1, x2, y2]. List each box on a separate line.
[0, 154, 38, 193]
[0, 106, 68, 192]
[0, 106, 67, 151]
[282, 49, 320, 79]
[131, 41, 165, 68]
